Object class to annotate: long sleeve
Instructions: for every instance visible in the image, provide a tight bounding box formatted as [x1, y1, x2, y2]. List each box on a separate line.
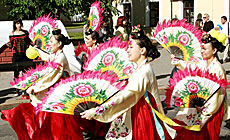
[63, 44, 82, 75]
[29, 53, 65, 93]
[93, 65, 150, 123]
[36, 48, 50, 61]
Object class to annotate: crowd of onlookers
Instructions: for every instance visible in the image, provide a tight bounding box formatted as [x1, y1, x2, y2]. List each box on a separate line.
[195, 13, 230, 63]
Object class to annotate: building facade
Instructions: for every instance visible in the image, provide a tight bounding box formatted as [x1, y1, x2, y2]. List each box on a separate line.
[113, 0, 230, 29]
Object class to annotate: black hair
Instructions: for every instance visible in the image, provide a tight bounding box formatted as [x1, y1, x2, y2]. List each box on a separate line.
[13, 18, 23, 31]
[201, 34, 225, 53]
[52, 29, 71, 46]
[130, 29, 160, 61]
[221, 16, 227, 21]
[85, 29, 100, 43]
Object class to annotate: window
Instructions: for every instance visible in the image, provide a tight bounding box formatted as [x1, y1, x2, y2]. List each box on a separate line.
[123, 3, 131, 27]
[183, 0, 194, 23]
[149, 2, 159, 27]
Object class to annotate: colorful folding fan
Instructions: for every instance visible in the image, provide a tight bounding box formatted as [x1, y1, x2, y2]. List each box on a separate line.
[83, 37, 137, 80]
[74, 42, 91, 66]
[10, 61, 62, 90]
[165, 67, 229, 108]
[29, 14, 58, 53]
[88, 1, 103, 31]
[37, 71, 127, 115]
[153, 19, 204, 62]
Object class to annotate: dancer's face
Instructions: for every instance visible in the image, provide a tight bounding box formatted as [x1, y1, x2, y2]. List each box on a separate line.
[50, 36, 62, 53]
[127, 39, 144, 63]
[84, 35, 96, 47]
[201, 43, 216, 60]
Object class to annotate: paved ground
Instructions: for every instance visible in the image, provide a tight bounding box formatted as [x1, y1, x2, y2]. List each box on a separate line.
[0, 48, 230, 139]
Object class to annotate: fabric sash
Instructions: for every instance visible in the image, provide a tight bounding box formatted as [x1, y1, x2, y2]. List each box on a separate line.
[144, 92, 201, 131]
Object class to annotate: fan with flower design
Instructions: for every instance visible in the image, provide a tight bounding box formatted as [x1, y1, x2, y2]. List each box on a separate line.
[10, 60, 62, 90]
[29, 14, 58, 53]
[165, 67, 229, 108]
[37, 71, 127, 115]
[153, 19, 204, 62]
[83, 37, 137, 80]
[88, 1, 103, 31]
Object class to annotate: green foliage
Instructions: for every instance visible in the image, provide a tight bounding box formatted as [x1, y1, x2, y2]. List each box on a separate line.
[2, 0, 119, 21]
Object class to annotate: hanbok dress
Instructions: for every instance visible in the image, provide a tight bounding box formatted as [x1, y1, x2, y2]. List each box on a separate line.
[172, 57, 229, 140]
[91, 59, 171, 140]
[1, 49, 84, 140]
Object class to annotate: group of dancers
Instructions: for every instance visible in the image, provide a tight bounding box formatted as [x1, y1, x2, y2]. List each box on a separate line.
[1, 2, 230, 140]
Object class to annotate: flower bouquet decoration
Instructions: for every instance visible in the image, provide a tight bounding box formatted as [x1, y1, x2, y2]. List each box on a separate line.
[153, 19, 204, 62]
[10, 60, 62, 90]
[37, 70, 127, 115]
[88, 1, 103, 32]
[83, 37, 137, 80]
[165, 67, 229, 108]
[29, 14, 58, 53]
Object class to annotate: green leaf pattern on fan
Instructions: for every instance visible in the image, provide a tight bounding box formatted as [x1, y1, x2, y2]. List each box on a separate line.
[156, 31, 198, 60]
[94, 50, 133, 78]
[45, 82, 108, 112]
[173, 80, 210, 108]
[32, 25, 51, 53]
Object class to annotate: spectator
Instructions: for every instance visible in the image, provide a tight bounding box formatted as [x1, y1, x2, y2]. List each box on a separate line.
[9, 18, 34, 96]
[203, 13, 214, 32]
[114, 16, 128, 41]
[195, 13, 203, 30]
[219, 16, 230, 62]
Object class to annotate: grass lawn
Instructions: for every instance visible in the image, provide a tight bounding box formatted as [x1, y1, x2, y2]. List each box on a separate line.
[65, 21, 86, 29]
[66, 21, 85, 42]
[68, 32, 83, 40]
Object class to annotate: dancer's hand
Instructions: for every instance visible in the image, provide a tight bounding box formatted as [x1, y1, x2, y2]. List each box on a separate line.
[26, 87, 34, 95]
[80, 108, 96, 120]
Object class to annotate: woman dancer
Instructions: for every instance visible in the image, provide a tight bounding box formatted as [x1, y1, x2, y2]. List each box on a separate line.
[81, 26, 171, 140]
[1, 29, 84, 140]
[171, 32, 228, 140]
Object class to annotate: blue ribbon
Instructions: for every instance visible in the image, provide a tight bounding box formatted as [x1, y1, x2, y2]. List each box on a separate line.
[144, 91, 165, 140]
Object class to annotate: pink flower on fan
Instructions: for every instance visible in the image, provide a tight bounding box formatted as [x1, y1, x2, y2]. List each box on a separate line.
[92, 18, 98, 27]
[41, 26, 49, 36]
[123, 65, 135, 76]
[189, 56, 200, 62]
[74, 84, 94, 97]
[102, 52, 116, 66]
[21, 83, 26, 88]
[31, 75, 38, 83]
[32, 32, 36, 38]
[187, 81, 200, 93]
[178, 33, 191, 46]
[95, 106, 105, 115]
[107, 131, 116, 138]
[121, 132, 128, 137]
[174, 97, 183, 107]
[49, 102, 65, 110]
[45, 44, 51, 52]
[160, 35, 168, 44]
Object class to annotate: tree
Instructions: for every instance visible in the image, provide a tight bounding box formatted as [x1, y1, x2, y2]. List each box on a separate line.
[1, 0, 120, 21]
